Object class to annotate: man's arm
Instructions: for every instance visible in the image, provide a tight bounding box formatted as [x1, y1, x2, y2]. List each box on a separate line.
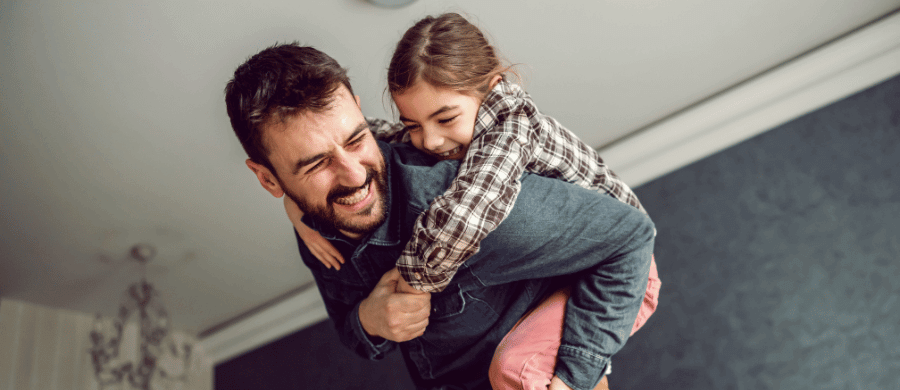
[297, 233, 429, 360]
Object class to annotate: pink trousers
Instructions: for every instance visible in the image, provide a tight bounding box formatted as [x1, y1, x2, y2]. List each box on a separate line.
[489, 256, 660, 390]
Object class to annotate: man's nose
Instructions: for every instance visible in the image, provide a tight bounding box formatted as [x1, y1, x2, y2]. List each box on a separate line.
[334, 151, 367, 187]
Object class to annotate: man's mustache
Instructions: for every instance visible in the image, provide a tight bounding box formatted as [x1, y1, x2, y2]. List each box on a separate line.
[326, 169, 374, 204]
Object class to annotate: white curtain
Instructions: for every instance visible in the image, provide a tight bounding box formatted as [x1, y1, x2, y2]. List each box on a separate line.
[0, 299, 211, 390]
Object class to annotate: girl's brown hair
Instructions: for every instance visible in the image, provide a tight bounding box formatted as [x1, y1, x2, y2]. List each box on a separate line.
[388, 13, 514, 99]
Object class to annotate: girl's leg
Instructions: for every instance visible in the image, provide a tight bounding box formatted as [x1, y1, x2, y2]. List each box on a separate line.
[489, 256, 660, 390]
[631, 255, 661, 335]
[489, 287, 570, 390]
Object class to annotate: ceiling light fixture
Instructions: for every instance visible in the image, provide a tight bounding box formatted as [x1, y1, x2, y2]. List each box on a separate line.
[89, 243, 193, 390]
[367, 0, 417, 8]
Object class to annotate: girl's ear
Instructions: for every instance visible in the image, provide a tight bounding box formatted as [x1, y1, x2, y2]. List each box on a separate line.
[489, 74, 503, 89]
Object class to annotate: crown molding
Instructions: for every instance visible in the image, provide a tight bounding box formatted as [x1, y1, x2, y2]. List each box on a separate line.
[599, 10, 900, 188]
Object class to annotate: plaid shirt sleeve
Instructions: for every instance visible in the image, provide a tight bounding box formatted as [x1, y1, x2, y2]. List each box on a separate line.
[396, 80, 646, 292]
[495, 82, 646, 214]
[366, 117, 409, 144]
[531, 115, 647, 215]
[395, 108, 531, 292]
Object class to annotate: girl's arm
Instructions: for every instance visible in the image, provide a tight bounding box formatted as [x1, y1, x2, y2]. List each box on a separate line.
[284, 196, 345, 270]
[396, 126, 532, 292]
[394, 81, 649, 293]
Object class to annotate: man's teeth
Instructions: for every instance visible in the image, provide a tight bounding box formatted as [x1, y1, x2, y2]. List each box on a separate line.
[438, 147, 461, 157]
[335, 183, 369, 205]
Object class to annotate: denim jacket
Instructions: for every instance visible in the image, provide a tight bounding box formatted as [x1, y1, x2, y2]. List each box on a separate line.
[298, 142, 655, 390]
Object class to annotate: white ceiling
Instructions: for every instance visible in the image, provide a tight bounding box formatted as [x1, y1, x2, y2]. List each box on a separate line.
[1, 0, 898, 335]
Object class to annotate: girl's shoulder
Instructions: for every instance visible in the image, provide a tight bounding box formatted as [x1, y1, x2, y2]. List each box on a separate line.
[482, 79, 530, 113]
[495, 78, 526, 97]
[366, 117, 410, 144]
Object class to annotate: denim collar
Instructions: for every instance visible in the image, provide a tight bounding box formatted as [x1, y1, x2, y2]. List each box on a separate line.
[302, 141, 401, 250]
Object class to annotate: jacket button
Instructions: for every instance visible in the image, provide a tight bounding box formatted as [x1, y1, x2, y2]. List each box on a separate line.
[414, 272, 422, 280]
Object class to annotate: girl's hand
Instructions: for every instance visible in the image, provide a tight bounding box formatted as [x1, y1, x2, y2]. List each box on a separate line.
[548, 376, 573, 390]
[396, 273, 427, 295]
[300, 227, 345, 270]
[284, 196, 345, 270]
[548, 375, 608, 390]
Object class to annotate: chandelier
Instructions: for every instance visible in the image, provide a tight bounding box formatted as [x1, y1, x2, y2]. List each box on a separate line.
[89, 244, 193, 390]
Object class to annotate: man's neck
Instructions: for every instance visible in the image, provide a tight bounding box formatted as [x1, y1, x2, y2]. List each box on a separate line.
[339, 229, 363, 241]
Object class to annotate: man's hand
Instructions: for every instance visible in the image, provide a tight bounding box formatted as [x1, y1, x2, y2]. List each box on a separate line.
[359, 268, 431, 342]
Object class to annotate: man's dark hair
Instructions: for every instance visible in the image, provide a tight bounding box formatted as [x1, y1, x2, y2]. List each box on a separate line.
[224, 42, 354, 174]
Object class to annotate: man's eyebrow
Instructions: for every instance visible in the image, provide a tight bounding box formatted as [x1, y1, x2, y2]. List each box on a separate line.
[292, 122, 370, 175]
[398, 105, 459, 123]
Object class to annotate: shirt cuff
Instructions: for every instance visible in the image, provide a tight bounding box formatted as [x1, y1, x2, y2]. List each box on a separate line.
[350, 303, 393, 359]
[554, 345, 611, 390]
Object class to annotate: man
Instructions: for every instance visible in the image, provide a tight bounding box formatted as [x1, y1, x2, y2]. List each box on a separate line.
[225, 43, 654, 390]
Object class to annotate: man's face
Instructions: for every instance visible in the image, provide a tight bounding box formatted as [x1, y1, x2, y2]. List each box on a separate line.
[263, 86, 388, 238]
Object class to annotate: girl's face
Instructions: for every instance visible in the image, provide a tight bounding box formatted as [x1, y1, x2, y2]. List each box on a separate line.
[392, 81, 481, 161]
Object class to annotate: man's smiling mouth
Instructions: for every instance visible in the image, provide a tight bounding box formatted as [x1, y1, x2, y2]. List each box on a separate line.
[333, 181, 370, 205]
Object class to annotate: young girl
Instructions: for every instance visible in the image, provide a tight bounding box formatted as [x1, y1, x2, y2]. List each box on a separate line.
[287, 13, 660, 390]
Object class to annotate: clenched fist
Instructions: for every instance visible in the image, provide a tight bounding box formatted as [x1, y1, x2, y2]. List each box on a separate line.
[358, 267, 431, 342]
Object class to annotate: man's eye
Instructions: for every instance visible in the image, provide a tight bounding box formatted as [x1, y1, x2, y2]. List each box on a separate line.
[306, 160, 326, 174]
[348, 136, 365, 148]
[438, 116, 458, 124]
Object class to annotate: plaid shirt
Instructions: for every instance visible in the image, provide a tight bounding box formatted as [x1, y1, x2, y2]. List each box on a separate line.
[370, 80, 646, 292]
[367, 117, 409, 144]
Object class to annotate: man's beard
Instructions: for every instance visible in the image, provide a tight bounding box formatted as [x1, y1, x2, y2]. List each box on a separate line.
[282, 166, 388, 237]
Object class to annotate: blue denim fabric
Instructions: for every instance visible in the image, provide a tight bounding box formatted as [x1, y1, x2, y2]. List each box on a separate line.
[299, 142, 655, 390]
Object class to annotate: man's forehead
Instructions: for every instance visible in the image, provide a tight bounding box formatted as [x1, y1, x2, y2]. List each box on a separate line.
[263, 92, 369, 175]
[264, 89, 360, 142]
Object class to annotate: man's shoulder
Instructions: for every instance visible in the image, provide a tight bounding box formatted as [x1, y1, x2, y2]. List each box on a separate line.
[378, 141, 459, 210]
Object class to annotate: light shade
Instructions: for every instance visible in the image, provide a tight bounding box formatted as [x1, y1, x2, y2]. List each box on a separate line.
[367, 0, 417, 8]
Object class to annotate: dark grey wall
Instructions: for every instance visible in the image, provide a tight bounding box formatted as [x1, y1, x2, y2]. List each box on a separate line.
[215, 74, 900, 389]
[215, 319, 415, 389]
[611, 73, 900, 389]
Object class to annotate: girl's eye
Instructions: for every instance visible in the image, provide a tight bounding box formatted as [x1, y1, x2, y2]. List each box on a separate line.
[404, 124, 421, 133]
[438, 116, 458, 124]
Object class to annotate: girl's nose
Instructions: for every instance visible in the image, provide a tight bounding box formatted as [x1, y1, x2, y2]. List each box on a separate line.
[422, 129, 444, 151]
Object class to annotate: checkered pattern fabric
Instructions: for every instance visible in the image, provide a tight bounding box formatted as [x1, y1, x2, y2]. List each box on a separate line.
[379, 80, 646, 292]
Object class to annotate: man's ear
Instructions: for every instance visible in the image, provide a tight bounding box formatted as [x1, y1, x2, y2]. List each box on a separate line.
[355, 95, 362, 108]
[246, 159, 285, 198]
